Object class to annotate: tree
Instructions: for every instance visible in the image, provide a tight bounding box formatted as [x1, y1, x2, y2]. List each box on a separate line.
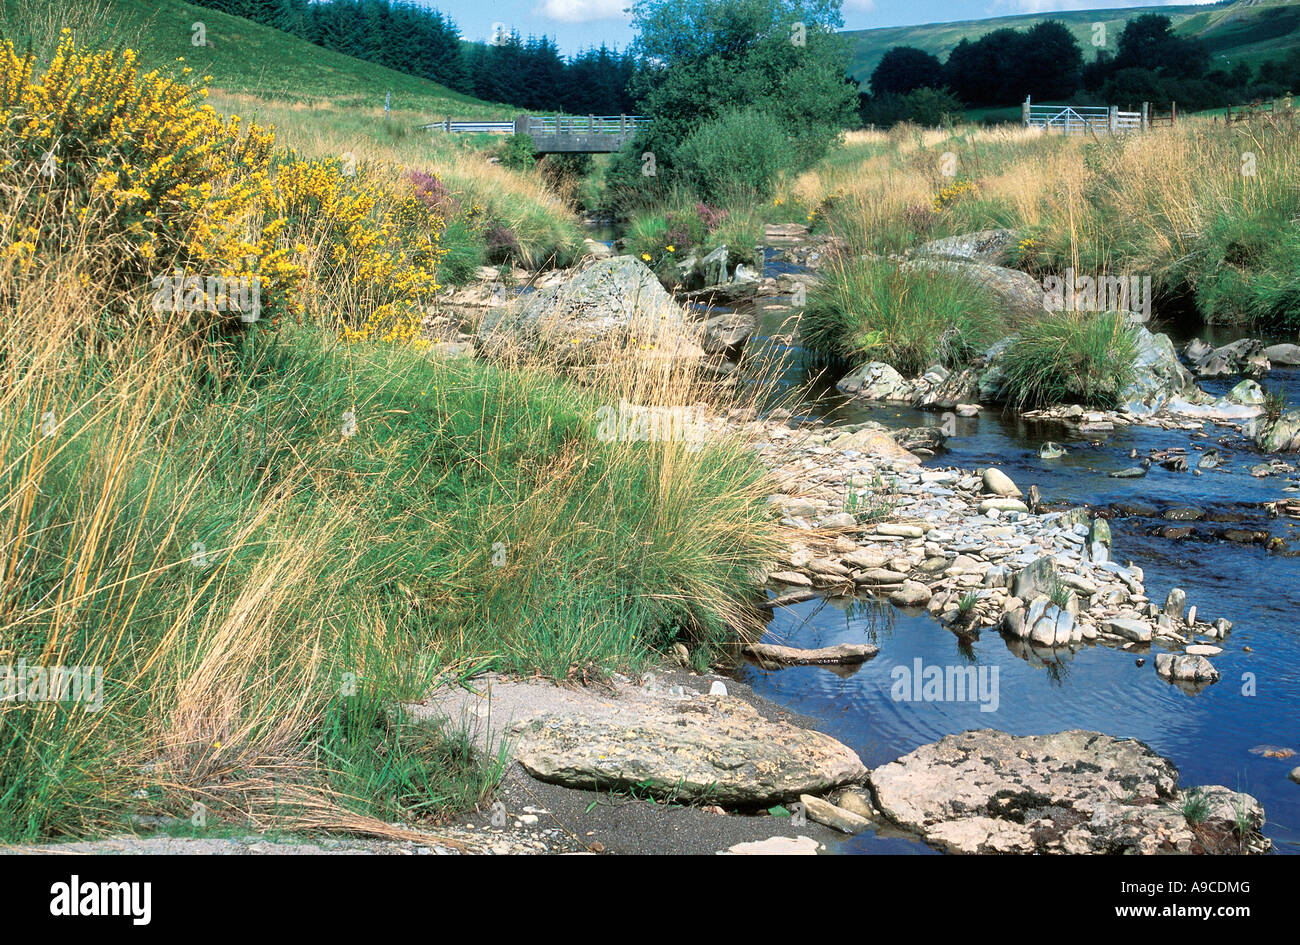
[1020, 22, 1082, 100]
[860, 87, 963, 128]
[628, 0, 857, 167]
[1113, 14, 1208, 80]
[870, 46, 942, 97]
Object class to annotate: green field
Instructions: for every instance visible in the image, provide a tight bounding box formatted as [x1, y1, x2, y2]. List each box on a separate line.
[844, 0, 1300, 85]
[2, 0, 509, 117]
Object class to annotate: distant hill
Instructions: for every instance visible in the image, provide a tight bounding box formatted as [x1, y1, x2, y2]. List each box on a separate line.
[4, 0, 509, 117]
[843, 1, 1300, 86]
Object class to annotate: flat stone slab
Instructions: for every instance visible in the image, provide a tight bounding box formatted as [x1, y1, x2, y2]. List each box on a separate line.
[869, 729, 1268, 854]
[743, 642, 879, 667]
[511, 694, 866, 806]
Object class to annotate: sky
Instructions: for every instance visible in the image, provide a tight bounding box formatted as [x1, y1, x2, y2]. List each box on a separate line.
[425, 0, 1220, 55]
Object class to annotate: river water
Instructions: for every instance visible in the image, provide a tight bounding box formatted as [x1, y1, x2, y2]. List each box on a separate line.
[730, 251, 1300, 855]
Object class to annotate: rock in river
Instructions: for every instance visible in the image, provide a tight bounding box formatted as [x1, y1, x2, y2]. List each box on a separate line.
[982, 466, 1021, 497]
[511, 694, 866, 806]
[1154, 652, 1220, 683]
[869, 729, 1268, 854]
[476, 256, 703, 367]
[835, 361, 914, 403]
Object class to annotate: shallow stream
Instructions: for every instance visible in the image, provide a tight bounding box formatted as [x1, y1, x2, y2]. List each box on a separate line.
[733, 250, 1300, 854]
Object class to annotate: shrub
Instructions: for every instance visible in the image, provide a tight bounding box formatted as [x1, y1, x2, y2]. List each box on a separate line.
[485, 222, 521, 264]
[437, 216, 486, 285]
[624, 211, 670, 260]
[1000, 311, 1139, 409]
[498, 131, 537, 171]
[859, 87, 964, 128]
[704, 208, 764, 267]
[275, 158, 446, 326]
[675, 108, 797, 205]
[801, 258, 1005, 375]
[537, 153, 592, 207]
[1186, 207, 1300, 330]
[0, 34, 301, 337]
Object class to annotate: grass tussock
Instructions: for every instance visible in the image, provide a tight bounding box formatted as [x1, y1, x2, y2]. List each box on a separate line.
[801, 257, 1006, 375]
[1000, 311, 1139, 410]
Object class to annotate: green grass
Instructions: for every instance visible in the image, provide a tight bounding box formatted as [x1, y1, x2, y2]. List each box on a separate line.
[1175, 787, 1212, 826]
[999, 311, 1139, 410]
[0, 323, 777, 840]
[0, 0, 508, 117]
[1181, 205, 1300, 330]
[801, 257, 1006, 375]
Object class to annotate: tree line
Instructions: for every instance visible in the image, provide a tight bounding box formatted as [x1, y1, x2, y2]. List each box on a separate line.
[863, 14, 1300, 126]
[187, 0, 638, 113]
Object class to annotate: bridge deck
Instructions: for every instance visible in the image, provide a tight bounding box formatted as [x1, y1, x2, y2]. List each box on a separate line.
[422, 114, 650, 153]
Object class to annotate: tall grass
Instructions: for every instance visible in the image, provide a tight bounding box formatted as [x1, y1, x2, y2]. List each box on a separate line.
[801, 257, 1006, 375]
[999, 311, 1139, 409]
[793, 113, 1300, 330]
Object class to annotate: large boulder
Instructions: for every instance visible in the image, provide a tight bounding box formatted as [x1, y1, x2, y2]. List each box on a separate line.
[476, 256, 703, 366]
[1263, 343, 1300, 366]
[511, 694, 866, 806]
[701, 311, 756, 354]
[1254, 409, 1300, 452]
[906, 229, 1019, 265]
[1122, 326, 1199, 415]
[836, 361, 915, 403]
[913, 365, 980, 409]
[826, 424, 922, 465]
[869, 730, 1269, 854]
[1185, 337, 1271, 377]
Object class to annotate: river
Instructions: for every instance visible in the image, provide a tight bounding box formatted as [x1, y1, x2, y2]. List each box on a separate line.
[731, 249, 1300, 854]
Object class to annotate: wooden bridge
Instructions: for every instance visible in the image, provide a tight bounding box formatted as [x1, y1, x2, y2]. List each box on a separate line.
[422, 114, 650, 153]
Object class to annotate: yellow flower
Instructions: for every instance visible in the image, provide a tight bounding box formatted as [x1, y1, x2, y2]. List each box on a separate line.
[666, 245, 675, 253]
[640, 253, 651, 261]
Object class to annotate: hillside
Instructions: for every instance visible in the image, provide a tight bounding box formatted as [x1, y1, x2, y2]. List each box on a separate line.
[2, 0, 509, 117]
[843, 0, 1300, 85]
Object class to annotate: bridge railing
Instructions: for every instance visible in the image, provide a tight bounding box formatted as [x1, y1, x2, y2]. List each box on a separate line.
[525, 115, 651, 136]
[421, 119, 515, 133]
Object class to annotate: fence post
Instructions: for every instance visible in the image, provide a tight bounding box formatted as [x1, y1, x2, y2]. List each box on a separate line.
[1141, 102, 1149, 132]
[514, 114, 529, 138]
[1022, 96, 1031, 127]
[1171, 101, 1177, 126]
[445, 115, 451, 133]
[1108, 105, 1118, 135]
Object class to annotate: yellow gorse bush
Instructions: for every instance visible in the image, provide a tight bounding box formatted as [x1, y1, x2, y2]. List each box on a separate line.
[2, 33, 449, 349]
[275, 157, 446, 318]
[932, 178, 978, 212]
[0, 32, 301, 330]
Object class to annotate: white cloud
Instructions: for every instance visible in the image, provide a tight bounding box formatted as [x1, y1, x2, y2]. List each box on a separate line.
[537, 0, 631, 23]
[843, 0, 876, 10]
